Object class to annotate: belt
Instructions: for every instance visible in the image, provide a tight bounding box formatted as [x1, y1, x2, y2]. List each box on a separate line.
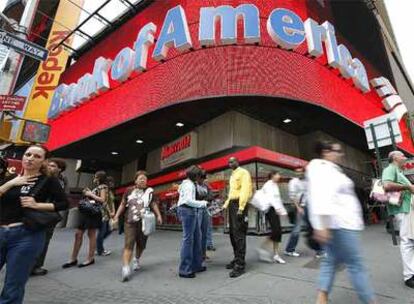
[180, 204, 195, 209]
[0, 222, 24, 228]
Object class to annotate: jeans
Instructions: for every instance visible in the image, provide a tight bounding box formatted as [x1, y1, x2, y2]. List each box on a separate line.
[228, 200, 248, 269]
[96, 220, 112, 255]
[286, 207, 323, 254]
[285, 210, 303, 253]
[0, 225, 45, 304]
[178, 206, 203, 275]
[206, 214, 214, 248]
[319, 229, 375, 304]
[199, 208, 211, 254]
[34, 226, 55, 269]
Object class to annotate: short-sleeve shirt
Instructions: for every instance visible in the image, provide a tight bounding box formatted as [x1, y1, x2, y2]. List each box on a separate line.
[382, 164, 411, 215]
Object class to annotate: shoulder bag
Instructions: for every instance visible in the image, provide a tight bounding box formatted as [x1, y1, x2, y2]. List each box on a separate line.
[23, 177, 62, 230]
[370, 169, 402, 206]
[141, 188, 157, 236]
[78, 186, 104, 216]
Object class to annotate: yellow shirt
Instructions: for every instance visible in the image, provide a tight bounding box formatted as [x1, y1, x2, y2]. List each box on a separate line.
[223, 167, 253, 211]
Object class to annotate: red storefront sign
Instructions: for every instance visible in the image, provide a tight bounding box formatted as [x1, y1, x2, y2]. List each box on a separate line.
[46, 0, 414, 154]
[0, 95, 26, 111]
[160, 132, 197, 169]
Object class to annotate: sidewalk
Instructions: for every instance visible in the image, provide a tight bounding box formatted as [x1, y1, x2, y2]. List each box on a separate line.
[4, 225, 412, 303]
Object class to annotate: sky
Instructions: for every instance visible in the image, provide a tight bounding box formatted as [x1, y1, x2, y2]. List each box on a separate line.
[384, 0, 414, 83]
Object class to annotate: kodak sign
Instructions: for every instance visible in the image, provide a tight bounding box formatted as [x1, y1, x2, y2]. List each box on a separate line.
[20, 0, 84, 124]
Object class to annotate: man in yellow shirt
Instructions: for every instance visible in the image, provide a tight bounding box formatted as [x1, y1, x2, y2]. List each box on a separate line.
[222, 157, 252, 278]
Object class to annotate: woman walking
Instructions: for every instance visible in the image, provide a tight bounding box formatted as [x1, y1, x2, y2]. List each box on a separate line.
[256, 171, 287, 264]
[307, 141, 377, 304]
[0, 145, 68, 304]
[177, 166, 208, 278]
[96, 176, 116, 256]
[63, 171, 108, 268]
[114, 171, 162, 282]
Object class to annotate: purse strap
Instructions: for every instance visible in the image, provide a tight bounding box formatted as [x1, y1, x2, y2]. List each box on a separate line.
[28, 176, 48, 198]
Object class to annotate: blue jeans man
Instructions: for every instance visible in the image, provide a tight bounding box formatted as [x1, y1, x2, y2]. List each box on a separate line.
[285, 206, 324, 256]
[178, 206, 203, 276]
[0, 226, 45, 304]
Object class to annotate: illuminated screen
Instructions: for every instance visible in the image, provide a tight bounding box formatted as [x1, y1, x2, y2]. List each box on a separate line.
[21, 120, 51, 143]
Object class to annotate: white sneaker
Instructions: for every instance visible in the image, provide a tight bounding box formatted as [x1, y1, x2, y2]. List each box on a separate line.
[121, 266, 131, 282]
[284, 251, 300, 257]
[257, 248, 273, 263]
[273, 254, 286, 264]
[315, 252, 327, 259]
[102, 250, 111, 256]
[132, 258, 141, 271]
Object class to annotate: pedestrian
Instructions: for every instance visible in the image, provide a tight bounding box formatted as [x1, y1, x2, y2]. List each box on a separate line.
[285, 167, 324, 258]
[196, 169, 214, 263]
[256, 170, 287, 264]
[177, 165, 208, 278]
[62, 170, 108, 268]
[31, 158, 68, 276]
[307, 141, 376, 304]
[0, 145, 68, 304]
[382, 150, 414, 288]
[114, 170, 162, 282]
[96, 176, 116, 256]
[222, 157, 252, 278]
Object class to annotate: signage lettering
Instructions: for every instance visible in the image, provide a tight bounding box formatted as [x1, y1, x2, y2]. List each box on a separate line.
[199, 4, 260, 46]
[160, 132, 197, 169]
[49, 4, 407, 121]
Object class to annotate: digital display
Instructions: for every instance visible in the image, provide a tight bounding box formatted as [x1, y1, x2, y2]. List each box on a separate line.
[21, 120, 51, 143]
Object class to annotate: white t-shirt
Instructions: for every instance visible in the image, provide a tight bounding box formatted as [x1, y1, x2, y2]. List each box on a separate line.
[288, 177, 307, 205]
[306, 159, 364, 231]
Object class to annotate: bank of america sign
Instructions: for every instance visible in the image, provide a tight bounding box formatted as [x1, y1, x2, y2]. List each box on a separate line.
[49, 4, 407, 122]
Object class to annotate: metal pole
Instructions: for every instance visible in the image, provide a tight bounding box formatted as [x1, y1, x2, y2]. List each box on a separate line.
[0, 0, 40, 95]
[385, 119, 399, 246]
[369, 123, 383, 175]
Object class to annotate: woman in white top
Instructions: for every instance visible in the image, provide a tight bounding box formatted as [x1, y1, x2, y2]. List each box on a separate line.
[307, 141, 376, 304]
[256, 171, 287, 264]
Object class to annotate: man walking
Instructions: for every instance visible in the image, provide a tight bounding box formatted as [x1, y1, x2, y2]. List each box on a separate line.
[31, 158, 68, 276]
[222, 157, 252, 278]
[382, 151, 414, 288]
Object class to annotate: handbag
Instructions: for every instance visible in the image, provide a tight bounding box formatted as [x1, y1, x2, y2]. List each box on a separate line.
[141, 188, 156, 236]
[249, 189, 270, 212]
[23, 177, 62, 230]
[78, 198, 102, 216]
[370, 170, 402, 206]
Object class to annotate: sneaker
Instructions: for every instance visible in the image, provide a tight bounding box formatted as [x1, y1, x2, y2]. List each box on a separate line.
[132, 258, 141, 271]
[284, 251, 300, 257]
[121, 266, 131, 282]
[206, 245, 216, 251]
[315, 252, 327, 259]
[31, 267, 48, 276]
[102, 250, 111, 256]
[273, 255, 286, 264]
[257, 248, 273, 263]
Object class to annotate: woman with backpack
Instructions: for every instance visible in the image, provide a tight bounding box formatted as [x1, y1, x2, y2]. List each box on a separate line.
[62, 171, 108, 269]
[114, 171, 162, 282]
[0, 145, 68, 304]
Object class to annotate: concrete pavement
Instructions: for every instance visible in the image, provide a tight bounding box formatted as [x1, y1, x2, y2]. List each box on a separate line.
[2, 225, 413, 303]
